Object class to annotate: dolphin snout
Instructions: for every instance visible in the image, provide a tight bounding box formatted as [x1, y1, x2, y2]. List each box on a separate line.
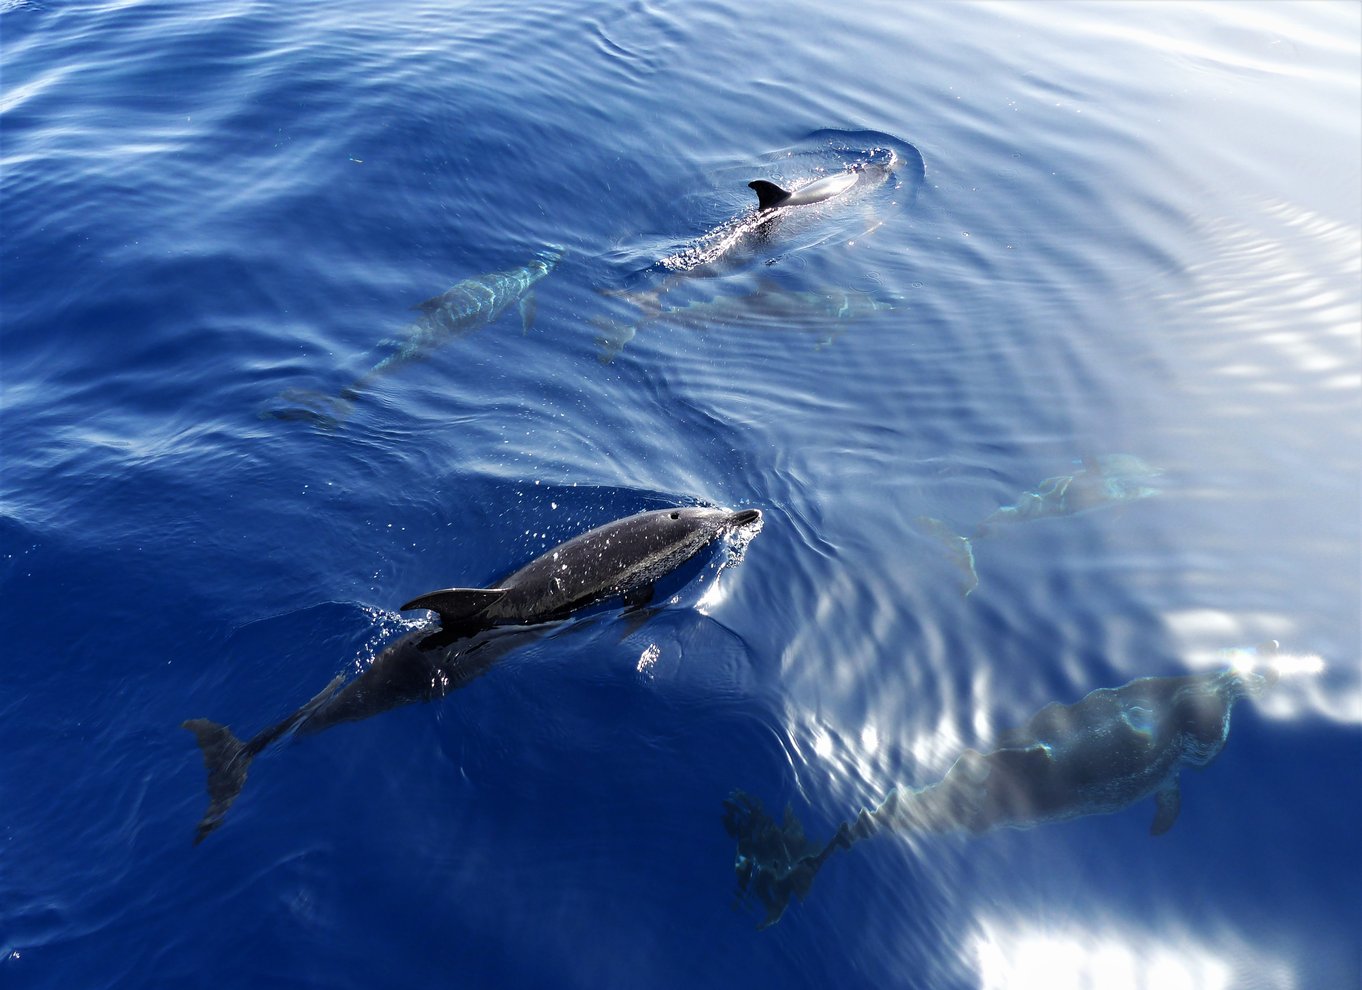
[730, 508, 762, 527]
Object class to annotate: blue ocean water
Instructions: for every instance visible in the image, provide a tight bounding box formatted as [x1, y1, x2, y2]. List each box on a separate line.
[2, 0, 1359, 987]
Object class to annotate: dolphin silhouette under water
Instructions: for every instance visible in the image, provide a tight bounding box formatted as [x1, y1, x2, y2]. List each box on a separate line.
[724, 652, 1277, 928]
[592, 279, 901, 362]
[265, 245, 563, 428]
[185, 505, 763, 843]
[918, 454, 1163, 595]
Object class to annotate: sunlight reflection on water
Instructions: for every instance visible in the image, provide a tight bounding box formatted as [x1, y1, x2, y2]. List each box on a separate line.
[972, 915, 1298, 990]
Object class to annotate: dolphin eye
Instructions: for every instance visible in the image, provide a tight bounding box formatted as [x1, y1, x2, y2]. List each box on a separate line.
[670, 511, 680, 520]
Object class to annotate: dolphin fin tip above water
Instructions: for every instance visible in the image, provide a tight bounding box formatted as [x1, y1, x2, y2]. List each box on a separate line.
[399, 587, 509, 631]
[748, 179, 794, 210]
[748, 169, 862, 211]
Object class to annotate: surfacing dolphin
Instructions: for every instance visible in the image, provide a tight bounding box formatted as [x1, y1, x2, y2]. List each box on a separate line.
[184, 504, 762, 843]
[400, 505, 763, 642]
[918, 454, 1162, 595]
[265, 245, 563, 428]
[747, 170, 864, 211]
[660, 156, 898, 274]
[724, 652, 1277, 928]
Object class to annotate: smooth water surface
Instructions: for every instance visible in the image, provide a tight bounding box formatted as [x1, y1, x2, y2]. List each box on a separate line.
[3, 1, 1359, 987]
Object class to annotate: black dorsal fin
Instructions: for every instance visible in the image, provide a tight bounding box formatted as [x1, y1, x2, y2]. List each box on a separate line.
[748, 180, 792, 211]
[400, 587, 506, 630]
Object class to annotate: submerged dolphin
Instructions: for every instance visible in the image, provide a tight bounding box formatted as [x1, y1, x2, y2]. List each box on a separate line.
[593, 281, 900, 362]
[265, 245, 563, 428]
[184, 505, 762, 842]
[918, 454, 1162, 595]
[724, 655, 1276, 927]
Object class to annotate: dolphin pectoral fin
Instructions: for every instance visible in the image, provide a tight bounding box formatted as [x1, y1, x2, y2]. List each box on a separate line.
[592, 317, 636, 364]
[615, 606, 658, 644]
[748, 179, 792, 211]
[916, 516, 979, 595]
[621, 583, 655, 610]
[400, 587, 507, 631]
[1151, 779, 1182, 836]
[519, 292, 537, 333]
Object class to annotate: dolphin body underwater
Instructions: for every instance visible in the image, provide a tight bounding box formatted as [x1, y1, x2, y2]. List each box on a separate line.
[723, 656, 1277, 928]
[918, 454, 1163, 595]
[593, 280, 901, 362]
[265, 245, 563, 428]
[185, 505, 762, 843]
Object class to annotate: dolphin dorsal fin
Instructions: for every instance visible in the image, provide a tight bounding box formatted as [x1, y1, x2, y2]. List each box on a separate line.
[749, 180, 792, 211]
[400, 587, 506, 629]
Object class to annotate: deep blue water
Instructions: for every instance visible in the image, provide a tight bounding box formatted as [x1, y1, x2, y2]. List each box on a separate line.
[3, 1, 1359, 987]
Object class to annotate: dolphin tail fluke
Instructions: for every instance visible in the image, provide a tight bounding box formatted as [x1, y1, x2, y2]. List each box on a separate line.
[183, 718, 252, 845]
[748, 179, 792, 211]
[724, 790, 883, 928]
[723, 791, 840, 928]
[915, 516, 979, 595]
[400, 587, 507, 635]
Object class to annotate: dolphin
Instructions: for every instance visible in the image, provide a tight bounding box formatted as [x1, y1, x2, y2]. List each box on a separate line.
[918, 454, 1163, 595]
[724, 653, 1277, 927]
[184, 505, 762, 842]
[659, 156, 899, 274]
[264, 245, 563, 428]
[747, 169, 863, 211]
[400, 505, 763, 642]
[593, 280, 901, 362]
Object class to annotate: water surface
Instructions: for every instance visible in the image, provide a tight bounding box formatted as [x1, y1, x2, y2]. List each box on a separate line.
[2, 1, 1358, 987]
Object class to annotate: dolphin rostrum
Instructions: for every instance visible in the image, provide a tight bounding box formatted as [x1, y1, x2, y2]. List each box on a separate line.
[184, 505, 762, 843]
[724, 654, 1277, 927]
[918, 454, 1163, 595]
[265, 245, 564, 428]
